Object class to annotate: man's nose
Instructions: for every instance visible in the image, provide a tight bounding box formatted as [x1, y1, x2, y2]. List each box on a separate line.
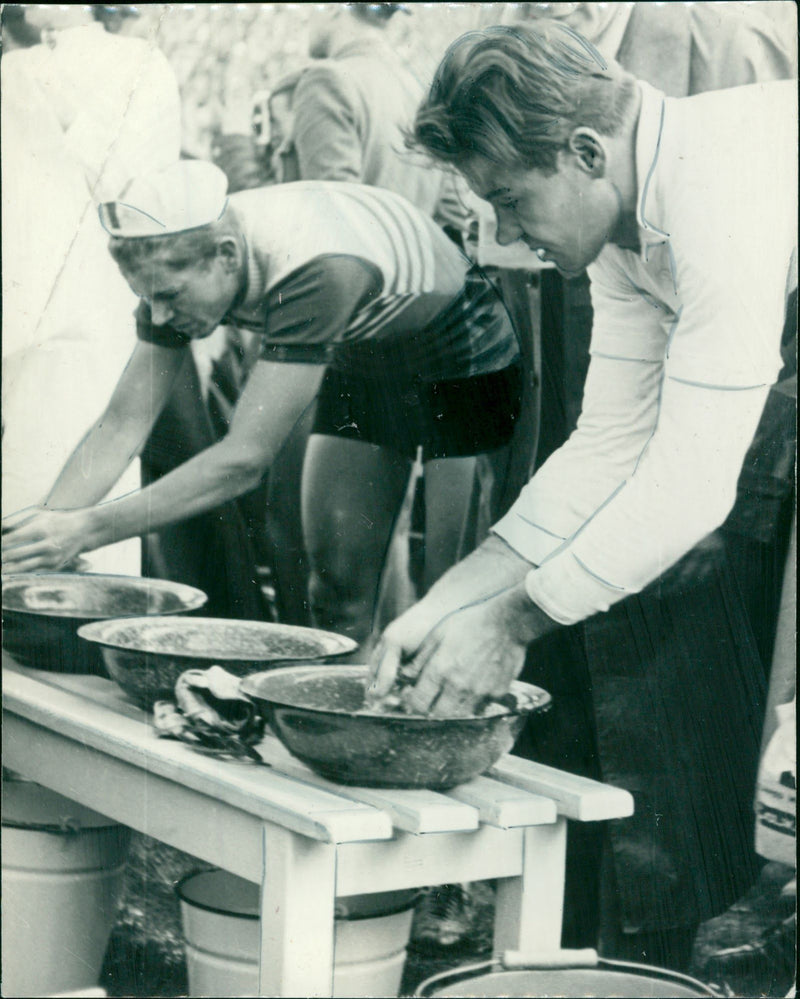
[494, 211, 523, 247]
[150, 302, 174, 326]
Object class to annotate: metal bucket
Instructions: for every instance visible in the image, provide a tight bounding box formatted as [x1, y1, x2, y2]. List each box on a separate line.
[1, 777, 132, 997]
[415, 951, 718, 997]
[176, 869, 417, 998]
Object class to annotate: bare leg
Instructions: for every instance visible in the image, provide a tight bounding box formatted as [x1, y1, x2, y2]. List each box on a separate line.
[302, 434, 412, 646]
[263, 406, 315, 625]
[422, 442, 513, 592]
[421, 455, 479, 591]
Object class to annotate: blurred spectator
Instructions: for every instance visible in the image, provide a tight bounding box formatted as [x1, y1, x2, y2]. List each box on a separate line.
[505, 0, 796, 89]
[98, 5, 481, 162]
[0, 3, 41, 49]
[156, 4, 313, 159]
[91, 4, 149, 38]
[209, 42, 281, 192]
[292, 3, 470, 237]
[2, 5, 180, 574]
[264, 71, 304, 183]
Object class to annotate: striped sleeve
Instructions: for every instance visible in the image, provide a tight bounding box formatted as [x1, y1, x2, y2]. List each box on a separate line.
[257, 255, 381, 363]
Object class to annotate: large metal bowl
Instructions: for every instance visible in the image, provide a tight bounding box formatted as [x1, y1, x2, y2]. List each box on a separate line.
[2, 573, 207, 676]
[241, 665, 552, 790]
[77, 616, 358, 709]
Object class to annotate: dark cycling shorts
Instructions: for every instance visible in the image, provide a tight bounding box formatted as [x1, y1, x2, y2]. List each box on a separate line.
[312, 362, 522, 460]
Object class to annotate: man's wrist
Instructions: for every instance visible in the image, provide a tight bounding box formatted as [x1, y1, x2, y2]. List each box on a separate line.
[82, 505, 110, 553]
[493, 581, 559, 645]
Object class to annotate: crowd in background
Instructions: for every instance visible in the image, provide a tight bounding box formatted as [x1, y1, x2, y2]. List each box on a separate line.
[23, 3, 792, 163]
[95, 4, 490, 158]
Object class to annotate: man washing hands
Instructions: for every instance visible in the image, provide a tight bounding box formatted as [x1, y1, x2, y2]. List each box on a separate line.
[367, 535, 558, 717]
[370, 14, 795, 974]
[368, 20, 794, 730]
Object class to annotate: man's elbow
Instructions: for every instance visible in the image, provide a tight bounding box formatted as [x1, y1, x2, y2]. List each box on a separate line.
[218, 445, 269, 495]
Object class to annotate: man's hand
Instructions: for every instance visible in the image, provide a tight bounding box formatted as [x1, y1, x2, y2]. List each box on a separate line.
[2, 508, 94, 574]
[368, 596, 449, 700]
[369, 582, 557, 717]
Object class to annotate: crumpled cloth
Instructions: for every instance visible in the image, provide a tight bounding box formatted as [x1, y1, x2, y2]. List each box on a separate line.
[154, 665, 267, 764]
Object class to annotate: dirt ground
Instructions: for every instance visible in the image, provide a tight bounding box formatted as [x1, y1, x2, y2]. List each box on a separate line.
[98, 835, 795, 998]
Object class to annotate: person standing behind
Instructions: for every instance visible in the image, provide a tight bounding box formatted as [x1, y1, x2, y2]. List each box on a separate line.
[497, 4, 797, 967]
[294, 2, 468, 237]
[264, 2, 482, 629]
[1, 5, 181, 575]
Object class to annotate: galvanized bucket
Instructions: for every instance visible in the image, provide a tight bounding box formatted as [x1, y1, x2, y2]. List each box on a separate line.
[1, 777, 131, 997]
[176, 868, 418, 998]
[414, 949, 719, 997]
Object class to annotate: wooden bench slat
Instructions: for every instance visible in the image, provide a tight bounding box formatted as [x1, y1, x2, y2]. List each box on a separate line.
[3, 666, 393, 843]
[489, 757, 634, 821]
[4, 660, 635, 838]
[256, 736, 481, 834]
[446, 775, 558, 827]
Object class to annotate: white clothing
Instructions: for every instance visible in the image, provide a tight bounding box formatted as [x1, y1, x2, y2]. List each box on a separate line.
[1, 25, 181, 573]
[493, 80, 797, 624]
[2, 25, 181, 359]
[8, 23, 181, 205]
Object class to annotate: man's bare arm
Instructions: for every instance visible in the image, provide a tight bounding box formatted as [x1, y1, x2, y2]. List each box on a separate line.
[2, 361, 323, 572]
[44, 341, 186, 509]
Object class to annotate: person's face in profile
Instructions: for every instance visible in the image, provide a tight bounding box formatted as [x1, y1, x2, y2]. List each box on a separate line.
[463, 134, 621, 278]
[268, 91, 294, 152]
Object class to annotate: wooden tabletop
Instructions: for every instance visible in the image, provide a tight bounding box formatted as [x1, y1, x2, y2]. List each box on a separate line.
[2, 656, 633, 844]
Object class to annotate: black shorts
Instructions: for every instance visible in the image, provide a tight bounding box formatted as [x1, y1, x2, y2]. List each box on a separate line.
[312, 362, 522, 460]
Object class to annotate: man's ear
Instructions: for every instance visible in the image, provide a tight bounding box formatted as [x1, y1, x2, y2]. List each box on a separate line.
[216, 236, 241, 272]
[567, 128, 607, 177]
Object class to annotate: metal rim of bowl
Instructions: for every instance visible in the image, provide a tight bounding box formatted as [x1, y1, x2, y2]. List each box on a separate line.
[242, 665, 552, 723]
[76, 616, 358, 662]
[1, 572, 208, 620]
[175, 869, 420, 921]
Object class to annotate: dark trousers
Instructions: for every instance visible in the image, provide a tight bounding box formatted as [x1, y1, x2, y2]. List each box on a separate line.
[140, 351, 268, 621]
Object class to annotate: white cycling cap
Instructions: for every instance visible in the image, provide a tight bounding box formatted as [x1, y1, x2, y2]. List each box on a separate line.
[98, 160, 229, 238]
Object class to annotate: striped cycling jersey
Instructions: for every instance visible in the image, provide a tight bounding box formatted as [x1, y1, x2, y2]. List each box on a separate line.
[136, 181, 519, 382]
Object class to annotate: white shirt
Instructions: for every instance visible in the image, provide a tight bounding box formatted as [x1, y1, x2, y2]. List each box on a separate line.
[493, 80, 797, 625]
[2, 25, 182, 360]
[1, 26, 181, 573]
[7, 23, 182, 203]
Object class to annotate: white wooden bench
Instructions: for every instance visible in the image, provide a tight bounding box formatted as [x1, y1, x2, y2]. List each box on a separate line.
[3, 656, 633, 997]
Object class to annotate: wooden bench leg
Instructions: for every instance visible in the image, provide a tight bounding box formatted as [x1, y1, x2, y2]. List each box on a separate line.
[258, 825, 337, 997]
[492, 817, 567, 957]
